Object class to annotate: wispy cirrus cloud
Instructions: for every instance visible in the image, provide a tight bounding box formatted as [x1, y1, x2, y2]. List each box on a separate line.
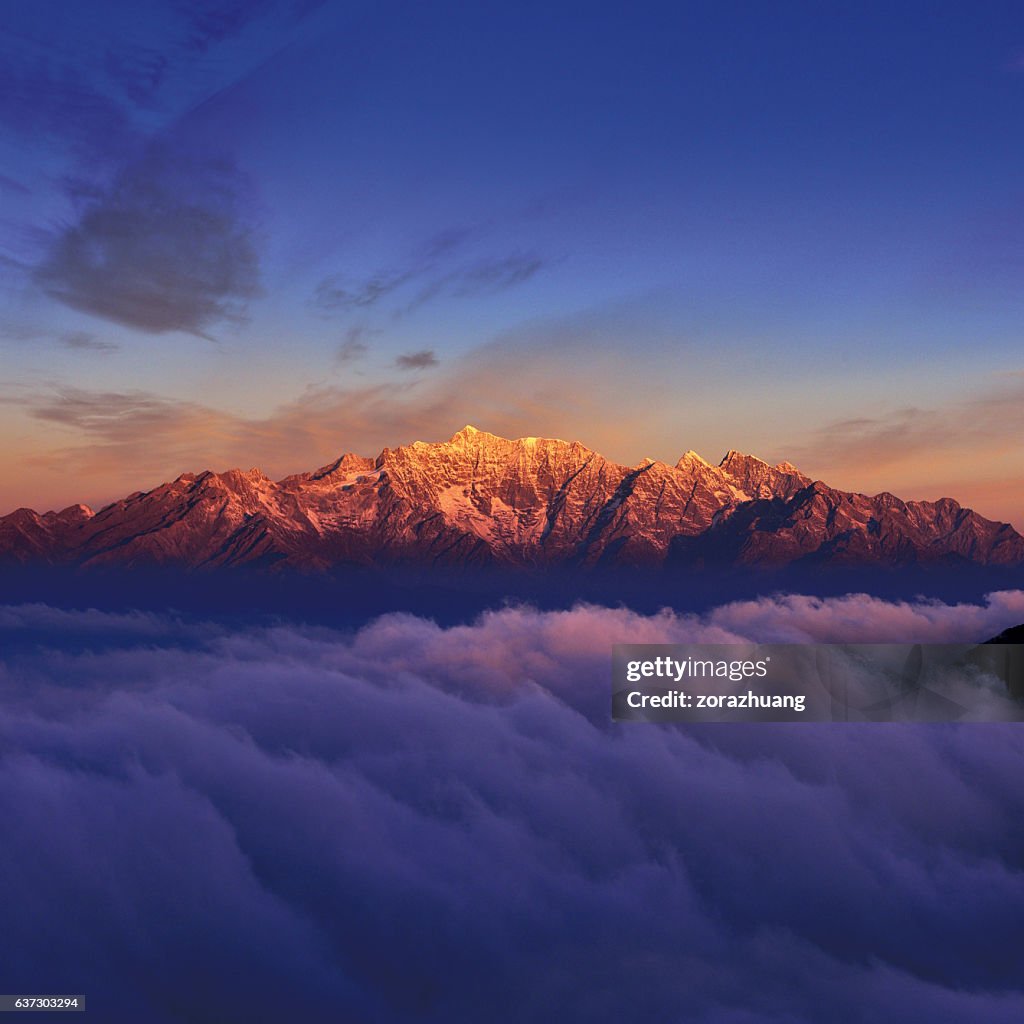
[0, 325, 118, 355]
[786, 374, 1024, 521]
[27, 388, 211, 439]
[0, 173, 31, 197]
[313, 226, 547, 319]
[0, 0, 324, 133]
[0, 60, 136, 166]
[175, 0, 327, 55]
[313, 269, 408, 312]
[60, 331, 119, 354]
[335, 326, 372, 364]
[395, 349, 438, 371]
[397, 252, 546, 315]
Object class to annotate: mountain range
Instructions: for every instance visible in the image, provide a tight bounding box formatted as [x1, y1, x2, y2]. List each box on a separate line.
[2, 426, 1022, 572]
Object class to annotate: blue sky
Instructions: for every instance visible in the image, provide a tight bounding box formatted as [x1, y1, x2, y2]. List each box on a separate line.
[1, 1, 1023, 523]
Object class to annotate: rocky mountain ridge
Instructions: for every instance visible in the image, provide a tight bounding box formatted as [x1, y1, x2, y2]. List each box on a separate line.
[2, 425, 1022, 571]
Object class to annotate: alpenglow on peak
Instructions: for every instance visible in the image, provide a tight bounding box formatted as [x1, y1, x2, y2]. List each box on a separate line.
[1, 427, 1020, 573]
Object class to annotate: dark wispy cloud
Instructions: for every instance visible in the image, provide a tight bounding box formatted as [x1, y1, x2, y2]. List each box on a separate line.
[0, 0, 323, 127]
[313, 227, 546, 319]
[26, 387, 216, 442]
[398, 252, 545, 316]
[176, 0, 326, 55]
[60, 331, 118, 354]
[336, 326, 372, 364]
[313, 268, 411, 312]
[788, 376, 1024, 482]
[0, 60, 136, 165]
[314, 226, 477, 314]
[102, 46, 170, 107]
[34, 146, 262, 337]
[0, 173, 30, 197]
[419, 225, 475, 261]
[1, 597, 1024, 1021]
[0, 324, 117, 354]
[395, 349, 438, 371]
[752, 369, 1024, 525]
[0, 252, 29, 272]
[0, 323, 45, 344]
[454, 252, 545, 294]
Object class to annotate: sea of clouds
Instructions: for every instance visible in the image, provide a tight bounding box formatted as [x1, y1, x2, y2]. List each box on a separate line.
[2, 591, 1024, 1022]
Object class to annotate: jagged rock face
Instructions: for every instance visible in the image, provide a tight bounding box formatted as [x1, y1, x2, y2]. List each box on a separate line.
[669, 482, 1024, 569]
[0, 504, 95, 564]
[2, 425, 1022, 571]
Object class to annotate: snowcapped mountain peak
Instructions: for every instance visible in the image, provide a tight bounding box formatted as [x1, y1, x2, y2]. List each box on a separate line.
[448, 424, 493, 443]
[719, 449, 765, 469]
[2, 428, 1021, 572]
[677, 450, 711, 468]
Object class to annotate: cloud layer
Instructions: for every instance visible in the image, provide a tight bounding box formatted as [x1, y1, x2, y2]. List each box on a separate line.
[1, 593, 1024, 1021]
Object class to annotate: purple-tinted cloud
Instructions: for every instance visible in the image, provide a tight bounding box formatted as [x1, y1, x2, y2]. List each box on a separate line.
[60, 331, 119, 354]
[336, 326, 373, 364]
[312, 226, 546, 322]
[1, 594, 1023, 1021]
[395, 349, 439, 370]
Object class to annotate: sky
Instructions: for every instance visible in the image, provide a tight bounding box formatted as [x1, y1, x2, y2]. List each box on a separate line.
[1, 0, 1023, 525]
